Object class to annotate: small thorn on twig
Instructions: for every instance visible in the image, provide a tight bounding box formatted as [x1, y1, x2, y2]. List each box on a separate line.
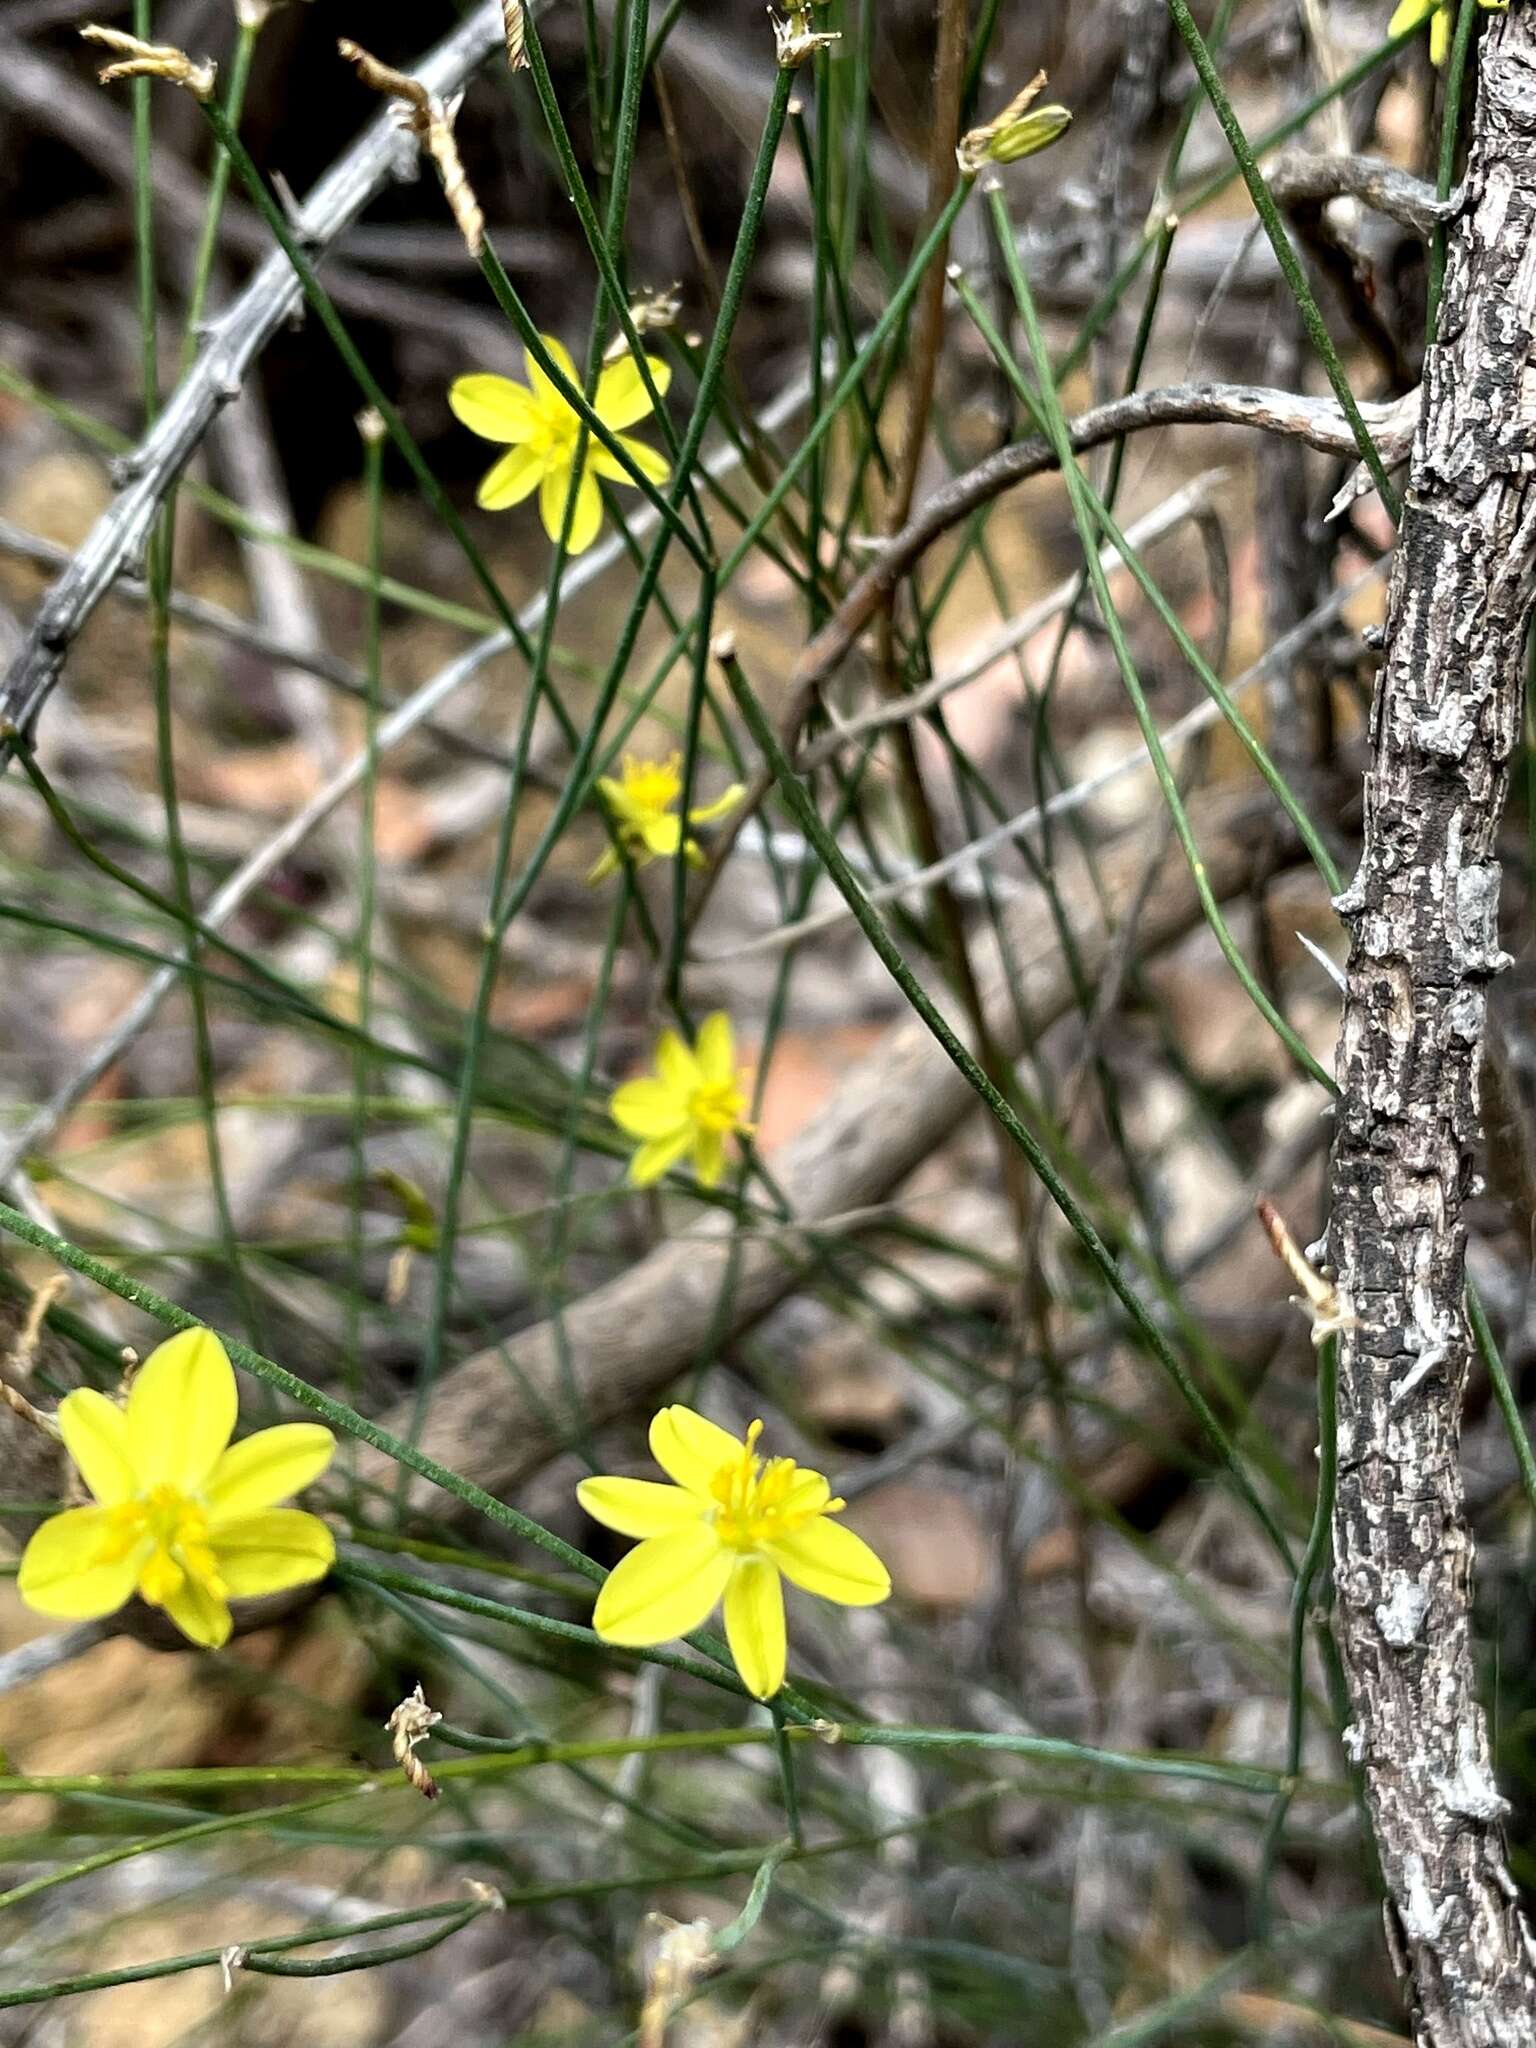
[1256, 1197, 1357, 1346]
[386, 1682, 442, 1800]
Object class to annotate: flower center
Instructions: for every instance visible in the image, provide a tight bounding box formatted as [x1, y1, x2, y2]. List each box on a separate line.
[621, 756, 682, 818]
[707, 1421, 840, 1550]
[95, 1482, 227, 1607]
[689, 1078, 747, 1133]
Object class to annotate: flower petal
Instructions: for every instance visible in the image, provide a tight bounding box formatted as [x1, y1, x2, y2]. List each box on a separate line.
[527, 333, 581, 409]
[160, 1575, 232, 1649]
[591, 434, 670, 488]
[1388, 0, 1438, 33]
[449, 373, 541, 444]
[639, 813, 684, 858]
[648, 1405, 744, 1494]
[594, 353, 671, 430]
[723, 1557, 786, 1699]
[687, 783, 745, 827]
[767, 1515, 891, 1606]
[205, 1424, 336, 1522]
[654, 1028, 700, 1095]
[695, 1011, 735, 1087]
[611, 1078, 689, 1140]
[126, 1328, 238, 1491]
[1429, 2, 1450, 62]
[478, 445, 543, 511]
[692, 1127, 726, 1188]
[56, 1389, 134, 1506]
[16, 1506, 142, 1620]
[590, 1523, 733, 1645]
[629, 1128, 694, 1186]
[577, 1476, 702, 1538]
[565, 465, 605, 555]
[212, 1510, 336, 1597]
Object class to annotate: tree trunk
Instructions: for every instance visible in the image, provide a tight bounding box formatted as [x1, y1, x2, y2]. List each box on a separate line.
[1327, 11, 1536, 2044]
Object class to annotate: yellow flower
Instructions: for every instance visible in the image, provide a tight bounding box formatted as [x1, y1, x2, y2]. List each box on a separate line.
[449, 335, 670, 554]
[610, 1011, 754, 1188]
[1389, 0, 1505, 66]
[579, 1406, 891, 1699]
[16, 1328, 336, 1650]
[588, 752, 744, 884]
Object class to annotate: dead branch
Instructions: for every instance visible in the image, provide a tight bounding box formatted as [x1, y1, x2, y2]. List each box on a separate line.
[1325, 9, 1536, 2041]
[359, 791, 1285, 1514]
[0, 0, 511, 753]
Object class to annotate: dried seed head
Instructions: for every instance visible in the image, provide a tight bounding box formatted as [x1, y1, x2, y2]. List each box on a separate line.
[386, 1682, 442, 1800]
[80, 25, 218, 98]
[338, 39, 484, 260]
[957, 73, 1071, 176]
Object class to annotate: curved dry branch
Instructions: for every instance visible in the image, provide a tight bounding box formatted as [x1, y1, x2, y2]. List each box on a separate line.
[360, 792, 1279, 1512]
[0, 0, 509, 750]
[1325, 11, 1536, 2041]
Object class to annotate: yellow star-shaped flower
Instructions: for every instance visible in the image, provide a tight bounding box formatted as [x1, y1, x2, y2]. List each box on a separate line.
[449, 335, 670, 554]
[17, 1328, 336, 1649]
[589, 752, 744, 884]
[579, 1406, 891, 1699]
[609, 1012, 754, 1188]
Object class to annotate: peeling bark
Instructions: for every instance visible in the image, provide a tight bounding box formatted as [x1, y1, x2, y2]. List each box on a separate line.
[1327, 13, 1536, 2045]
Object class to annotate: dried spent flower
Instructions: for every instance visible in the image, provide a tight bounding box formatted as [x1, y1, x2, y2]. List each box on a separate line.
[338, 38, 483, 259]
[957, 72, 1071, 176]
[771, 6, 841, 68]
[1256, 1197, 1358, 1347]
[503, 0, 528, 70]
[80, 24, 217, 99]
[386, 1682, 443, 1799]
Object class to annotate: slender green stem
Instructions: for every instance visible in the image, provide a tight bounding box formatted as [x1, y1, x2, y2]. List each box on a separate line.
[1165, 0, 1400, 520]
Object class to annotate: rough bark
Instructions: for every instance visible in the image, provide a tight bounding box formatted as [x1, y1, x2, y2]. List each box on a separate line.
[1327, 12, 1536, 2044]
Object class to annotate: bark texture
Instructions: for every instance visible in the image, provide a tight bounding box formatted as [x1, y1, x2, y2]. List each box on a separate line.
[1327, 13, 1536, 2044]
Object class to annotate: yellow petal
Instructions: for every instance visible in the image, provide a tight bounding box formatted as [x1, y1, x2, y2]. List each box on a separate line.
[56, 1388, 134, 1506]
[478, 444, 544, 511]
[694, 1011, 735, 1087]
[211, 1510, 336, 1596]
[160, 1575, 233, 1648]
[1388, 0, 1438, 33]
[449, 372, 541, 444]
[655, 1028, 700, 1095]
[527, 333, 581, 410]
[639, 813, 684, 859]
[723, 1557, 786, 1699]
[629, 1128, 694, 1185]
[611, 1078, 689, 1139]
[590, 1523, 733, 1645]
[648, 1405, 744, 1494]
[16, 1506, 142, 1619]
[565, 465, 605, 555]
[692, 1127, 726, 1187]
[687, 782, 745, 827]
[1429, 3, 1450, 61]
[539, 460, 602, 551]
[205, 1424, 336, 1522]
[577, 1476, 702, 1537]
[768, 1515, 891, 1606]
[126, 1328, 237, 1491]
[591, 434, 670, 488]
[594, 352, 671, 430]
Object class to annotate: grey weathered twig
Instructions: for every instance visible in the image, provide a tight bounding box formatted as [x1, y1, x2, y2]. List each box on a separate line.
[0, 0, 509, 750]
[1265, 149, 1458, 239]
[1326, 11, 1536, 2043]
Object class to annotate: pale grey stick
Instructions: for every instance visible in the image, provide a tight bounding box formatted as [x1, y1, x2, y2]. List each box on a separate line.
[699, 557, 1387, 966]
[0, 0, 510, 743]
[0, 357, 829, 1181]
